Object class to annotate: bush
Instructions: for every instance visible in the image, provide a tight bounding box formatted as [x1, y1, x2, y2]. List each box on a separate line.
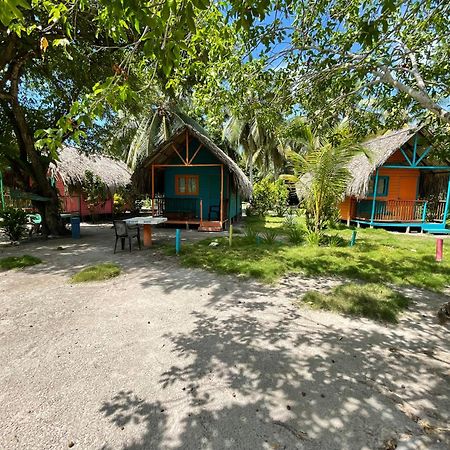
[0, 207, 28, 241]
[287, 225, 305, 244]
[250, 178, 289, 216]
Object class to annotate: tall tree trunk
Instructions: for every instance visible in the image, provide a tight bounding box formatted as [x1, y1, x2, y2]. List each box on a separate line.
[6, 55, 67, 236]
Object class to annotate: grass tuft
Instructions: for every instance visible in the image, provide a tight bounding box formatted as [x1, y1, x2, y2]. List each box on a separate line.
[301, 283, 409, 323]
[0, 255, 42, 270]
[71, 263, 121, 283]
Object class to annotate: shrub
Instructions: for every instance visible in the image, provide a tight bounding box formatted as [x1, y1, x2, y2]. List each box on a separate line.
[261, 229, 279, 244]
[305, 230, 322, 246]
[250, 178, 289, 217]
[0, 207, 28, 241]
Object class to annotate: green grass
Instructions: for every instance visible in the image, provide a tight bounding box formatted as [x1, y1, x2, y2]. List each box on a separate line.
[0, 255, 42, 270]
[70, 263, 121, 283]
[172, 216, 450, 292]
[301, 283, 409, 323]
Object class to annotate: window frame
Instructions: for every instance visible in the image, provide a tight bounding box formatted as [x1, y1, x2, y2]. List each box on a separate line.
[175, 174, 199, 196]
[367, 175, 389, 197]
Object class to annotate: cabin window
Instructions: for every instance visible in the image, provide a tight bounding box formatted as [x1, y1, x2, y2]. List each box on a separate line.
[175, 175, 199, 195]
[367, 176, 389, 197]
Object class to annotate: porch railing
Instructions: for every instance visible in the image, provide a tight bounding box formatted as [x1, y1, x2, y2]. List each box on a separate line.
[152, 195, 203, 221]
[426, 200, 446, 222]
[355, 199, 427, 222]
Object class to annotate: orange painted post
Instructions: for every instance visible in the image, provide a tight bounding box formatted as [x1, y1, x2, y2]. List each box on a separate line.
[143, 224, 152, 247]
[220, 164, 223, 224]
[436, 238, 443, 262]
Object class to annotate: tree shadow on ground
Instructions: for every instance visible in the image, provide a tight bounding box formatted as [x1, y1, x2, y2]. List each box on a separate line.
[100, 293, 450, 449]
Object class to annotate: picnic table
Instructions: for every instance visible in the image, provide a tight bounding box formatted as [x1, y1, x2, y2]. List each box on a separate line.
[124, 216, 167, 247]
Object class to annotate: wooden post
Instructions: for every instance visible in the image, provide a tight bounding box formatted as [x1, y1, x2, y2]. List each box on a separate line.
[229, 224, 233, 247]
[200, 199, 203, 224]
[220, 164, 224, 224]
[151, 164, 155, 216]
[436, 238, 443, 262]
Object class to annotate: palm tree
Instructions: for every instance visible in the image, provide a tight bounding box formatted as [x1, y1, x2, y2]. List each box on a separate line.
[283, 119, 368, 234]
[222, 114, 285, 188]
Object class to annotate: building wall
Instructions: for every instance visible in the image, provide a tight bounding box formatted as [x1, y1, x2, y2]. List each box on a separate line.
[56, 176, 114, 217]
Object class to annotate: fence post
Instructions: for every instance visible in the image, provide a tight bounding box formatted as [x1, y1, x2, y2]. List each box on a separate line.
[349, 230, 357, 247]
[436, 238, 443, 262]
[176, 229, 181, 255]
[229, 224, 233, 247]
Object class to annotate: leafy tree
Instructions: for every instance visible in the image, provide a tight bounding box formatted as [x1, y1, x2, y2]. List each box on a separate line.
[0, 0, 275, 235]
[80, 170, 108, 217]
[283, 120, 367, 234]
[247, 0, 450, 130]
[248, 177, 289, 216]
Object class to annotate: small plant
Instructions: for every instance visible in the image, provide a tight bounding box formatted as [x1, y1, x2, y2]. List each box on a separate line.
[71, 263, 121, 283]
[0, 255, 42, 270]
[323, 233, 346, 247]
[287, 225, 305, 244]
[0, 206, 28, 241]
[305, 230, 322, 246]
[243, 225, 260, 242]
[261, 229, 279, 244]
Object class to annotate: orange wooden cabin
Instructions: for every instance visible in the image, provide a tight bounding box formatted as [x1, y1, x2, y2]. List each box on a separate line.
[340, 127, 450, 233]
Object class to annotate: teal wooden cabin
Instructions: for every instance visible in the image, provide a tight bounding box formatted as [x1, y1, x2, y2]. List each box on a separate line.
[133, 125, 251, 231]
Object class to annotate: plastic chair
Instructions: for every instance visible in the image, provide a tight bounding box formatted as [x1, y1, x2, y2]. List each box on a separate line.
[113, 220, 141, 253]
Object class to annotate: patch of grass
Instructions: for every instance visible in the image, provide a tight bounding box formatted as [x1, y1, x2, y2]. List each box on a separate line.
[301, 283, 409, 323]
[175, 224, 450, 291]
[71, 263, 121, 283]
[0, 255, 42, 270]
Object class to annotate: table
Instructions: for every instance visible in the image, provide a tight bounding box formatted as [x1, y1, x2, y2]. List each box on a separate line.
[124, 216, 167, 247]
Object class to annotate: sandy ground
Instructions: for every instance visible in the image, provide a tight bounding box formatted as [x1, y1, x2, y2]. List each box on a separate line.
[0, 224, 449, 450]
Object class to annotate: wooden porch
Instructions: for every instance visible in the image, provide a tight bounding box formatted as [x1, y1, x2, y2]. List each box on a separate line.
[354, 199, 447, 223]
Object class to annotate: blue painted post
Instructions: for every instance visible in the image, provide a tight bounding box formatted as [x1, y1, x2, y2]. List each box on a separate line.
[412, 134, 418, 166]
[349, 230, 357, 247]
[175, 229, 181, 255]
[442, 176, 450, 226]
[421, 201, 428, 224]
[370, 169, 379, 226]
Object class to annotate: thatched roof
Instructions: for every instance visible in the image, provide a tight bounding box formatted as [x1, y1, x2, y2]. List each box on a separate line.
[50, 146, 131, 192]
[346, 126, 420, 198]
[133, 124, 252, 199]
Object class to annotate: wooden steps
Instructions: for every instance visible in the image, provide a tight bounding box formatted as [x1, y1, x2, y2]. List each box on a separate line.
[198, 221, 222, 232]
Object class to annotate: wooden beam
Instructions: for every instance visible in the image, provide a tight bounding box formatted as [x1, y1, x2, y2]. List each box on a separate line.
[171, 144, 187, 165]
[188, 143, 203, 165]
[186, 129, 189, 163]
